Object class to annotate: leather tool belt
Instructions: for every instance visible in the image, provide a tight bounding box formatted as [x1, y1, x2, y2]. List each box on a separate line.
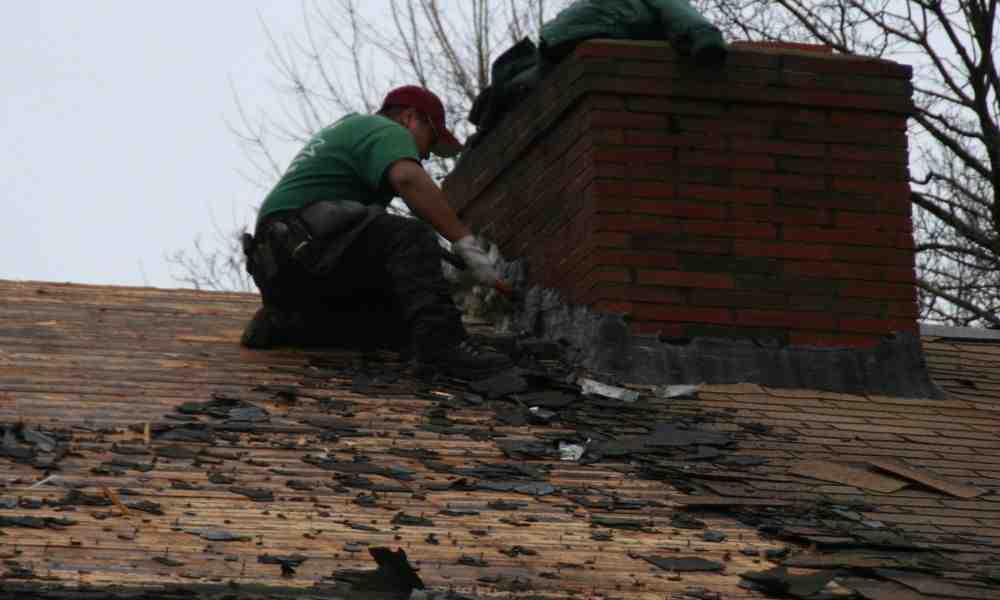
[243, 200, 378, 289]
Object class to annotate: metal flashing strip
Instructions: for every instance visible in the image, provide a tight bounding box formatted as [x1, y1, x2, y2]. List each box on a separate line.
[920, 323, 1000, 341]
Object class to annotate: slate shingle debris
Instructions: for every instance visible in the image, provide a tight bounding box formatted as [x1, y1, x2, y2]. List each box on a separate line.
[330, 546, 424, 598]
[2, 282, 1000, 600]
[258, 553, 308, 578]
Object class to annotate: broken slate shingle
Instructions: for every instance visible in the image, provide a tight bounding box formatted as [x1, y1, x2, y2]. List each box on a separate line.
[458, 555, 490, 567]
[229, 487, 274, 502]
[259, 553, 308, 577]
[636, 555, 725, 573]
[477, 481, 557, 496]
[438, 508, 480, 517]
[591, 516, 648, 530]
[392, 512, 435, 527]
[331, 547, 424, 595]
[740, 566, 835, 599]
[514, 390, 578, 409]
[154, 445, 199, 460]
[645, 423, 733, 448]
[189, 529, 251, 542]
[469, 372, 528, 399]
[487, 500, 528, 511]
[671, 513, 707, 530]
[125, 500, 164, 515]
[703, 530, 727, 542]
[0, 516, 77, 529]
[108, 458, 155, 472]
[152, 556, 185, 567]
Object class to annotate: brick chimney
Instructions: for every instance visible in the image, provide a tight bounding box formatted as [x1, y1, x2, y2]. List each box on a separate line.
[447, 39, 917, 350]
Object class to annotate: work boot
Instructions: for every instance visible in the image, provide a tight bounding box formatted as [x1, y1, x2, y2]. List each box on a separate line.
[418, 338, 514, 380]
[240, 306, 300, 349]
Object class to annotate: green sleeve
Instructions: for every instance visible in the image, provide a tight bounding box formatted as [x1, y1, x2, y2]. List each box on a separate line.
[357, 122, 421, 193]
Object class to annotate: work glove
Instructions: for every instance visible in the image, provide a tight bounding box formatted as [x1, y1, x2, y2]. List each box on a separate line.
[453, 235, 502, 287]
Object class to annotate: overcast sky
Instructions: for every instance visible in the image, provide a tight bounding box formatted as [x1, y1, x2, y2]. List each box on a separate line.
[2, 3, 334, 289]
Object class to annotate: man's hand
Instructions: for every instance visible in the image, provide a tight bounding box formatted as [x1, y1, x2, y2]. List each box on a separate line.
[453, 235, 501, 286]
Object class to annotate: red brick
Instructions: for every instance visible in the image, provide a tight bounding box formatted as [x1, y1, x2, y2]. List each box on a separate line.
[731, 41, 833, 53]
[685, 222, 777, 239]
[592, 250, 681, 270]
[632, 234, 733, 255]
[780, 122, 907, 146]
[888, 300, 920, 318]
[729, 138, 826, 158]
[594, 162, 627, 178]
[836, 246, 915, 266]
[839, 317, 918, 334]
[783, 53, 911, 78]
[728, 104, 826, 125]
[591, 128, 625, 145]
[598, 198, 727, 220]
[599, 214, 684, 234]
[591, 110, 667, 129]
[580, 94, 627, 111]
[677, 184, 774, 205]
[623, 131, 727, 150]
[689, 289, 788, 309]
[590, 284, 687, 305]
[732, 171, 826, 191]
[784, 226, 894, 246]
[840, 281, 917, 300]
[735, 240, 834, 261]
[631, 182, 677, 199]
[788, 332, 882, 348]
[592, 232, 631, 249]
[797, 90, 913, 114]
[730, 205, 830, 225]
[830, 144, 907, 163]
[593, 181, 632, 196]
[625, 96, 725, 116]
[636, 270, 735, 289]
[773, 157, 831, 176]
[835, 212, 912, 231]
[783, 260, 890, 281]
[594, 149, 675, 163]
[678, 150, 776, 170]
[593, 300, 634, 314]
[677, 116, 774, 137]
[735, 309, 836, 330]
[632, 304, 734, 325]
[830, 111, 907, 130]
[833, 178, 911, 196]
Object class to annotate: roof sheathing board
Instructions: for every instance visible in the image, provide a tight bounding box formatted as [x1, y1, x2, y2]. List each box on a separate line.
[1, 280, 998, 600]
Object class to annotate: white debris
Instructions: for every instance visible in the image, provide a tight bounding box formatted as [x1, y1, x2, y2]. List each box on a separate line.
[578, 378, 640, 403]
[653, 384, 701, 399]
[559, 441, 587, 462]
[29, 475, 62, 489]
[528, 406, 557, 422]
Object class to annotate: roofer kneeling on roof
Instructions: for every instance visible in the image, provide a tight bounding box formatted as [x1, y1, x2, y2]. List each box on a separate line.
[240, 85, 513, 379]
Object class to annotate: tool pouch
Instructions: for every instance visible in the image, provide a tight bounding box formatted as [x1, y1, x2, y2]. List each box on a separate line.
[242, 223, 289, 293]
[293, 200, 380, 276]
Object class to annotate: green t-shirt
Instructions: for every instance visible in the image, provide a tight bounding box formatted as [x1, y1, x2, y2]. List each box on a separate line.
[257, 114, 420, 223]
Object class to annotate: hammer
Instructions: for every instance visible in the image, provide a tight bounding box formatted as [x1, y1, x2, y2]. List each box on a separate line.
[441, 249, 517, 299]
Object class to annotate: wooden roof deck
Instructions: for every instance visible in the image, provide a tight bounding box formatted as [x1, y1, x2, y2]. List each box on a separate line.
[0, 280, 997, 599]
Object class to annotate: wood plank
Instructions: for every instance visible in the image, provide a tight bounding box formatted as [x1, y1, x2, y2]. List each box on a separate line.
[788, 460, 910, 493]
[868, 458, 985, 499]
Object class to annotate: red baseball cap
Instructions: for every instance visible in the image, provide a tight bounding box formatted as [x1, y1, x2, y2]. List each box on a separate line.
[380, 85, 463, 158]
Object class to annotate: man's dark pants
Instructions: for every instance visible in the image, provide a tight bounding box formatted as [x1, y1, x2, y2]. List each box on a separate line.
[252, 212, 466, 358]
